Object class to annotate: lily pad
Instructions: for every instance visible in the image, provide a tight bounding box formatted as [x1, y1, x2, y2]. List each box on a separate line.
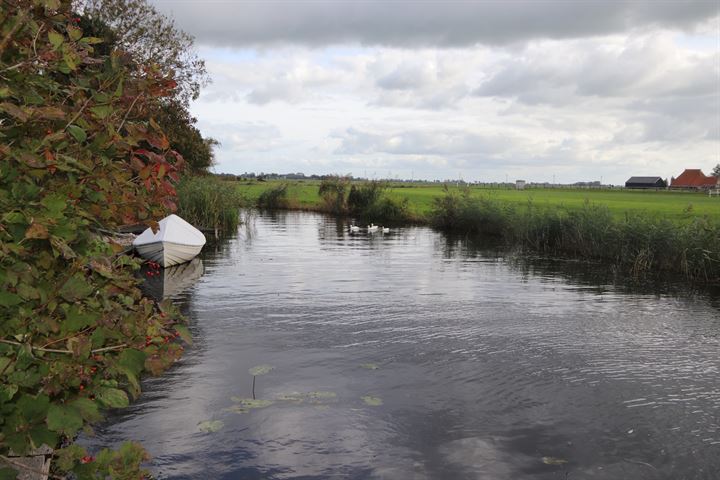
[542, 456, 568, 465]
[223, 405, 249, 414]
[197, 420, 224, 433]
[307, 391, 337, 399]
[276, 392, 305, 404]
[360, 363, 379, 370]
[361, 395, 383, 406]
[249, 364, 274, 376]
[230, 397, 274, 409]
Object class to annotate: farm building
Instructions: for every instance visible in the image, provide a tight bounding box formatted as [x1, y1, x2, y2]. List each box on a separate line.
[670, 169, 719, 189]
[625, 176, 667, 189]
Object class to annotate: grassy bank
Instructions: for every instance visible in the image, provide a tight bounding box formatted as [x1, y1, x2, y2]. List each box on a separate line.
[235, 180, 720, 282]
[235, 179, 720, 221]
[177, 176, 245, 235]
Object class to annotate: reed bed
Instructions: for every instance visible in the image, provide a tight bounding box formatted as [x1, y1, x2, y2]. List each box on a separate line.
[176, 176, 244, 235]
[430, 187, 720, 282]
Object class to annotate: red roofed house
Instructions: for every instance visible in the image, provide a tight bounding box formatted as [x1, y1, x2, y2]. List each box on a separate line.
[670, 169, 719, 190]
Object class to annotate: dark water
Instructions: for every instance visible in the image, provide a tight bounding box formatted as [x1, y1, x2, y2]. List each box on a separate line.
[87, 211, 720, 479]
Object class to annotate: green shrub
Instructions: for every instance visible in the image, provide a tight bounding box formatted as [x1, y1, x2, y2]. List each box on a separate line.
[257, 183, 290, 209]
[318, 176, 350, 214]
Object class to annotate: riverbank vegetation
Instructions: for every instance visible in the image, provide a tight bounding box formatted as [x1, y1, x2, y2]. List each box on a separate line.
[0, 1, 213, 478]
[177, 176, 244, 235]
[236, 180, 720, 282]
[430, 187, 720, 282]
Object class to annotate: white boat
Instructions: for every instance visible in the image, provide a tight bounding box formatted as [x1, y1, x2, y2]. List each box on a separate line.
[133, 214, 206, 267]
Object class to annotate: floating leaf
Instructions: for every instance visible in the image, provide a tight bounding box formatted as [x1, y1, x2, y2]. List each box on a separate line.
[249, 364, 274, 376]
[361, 395, 383, 406]
[229, 397, 273, 409]
[542, 457, 568, 465]
[276, 392, 305, 404]
[197, 420, 224, 433]
[306, 391, 337, 403]
[223, 405, 249, 414]
[360, 363, 379, 370]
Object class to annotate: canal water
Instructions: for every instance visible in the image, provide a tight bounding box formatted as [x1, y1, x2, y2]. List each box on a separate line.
[87, 211, 720, 479]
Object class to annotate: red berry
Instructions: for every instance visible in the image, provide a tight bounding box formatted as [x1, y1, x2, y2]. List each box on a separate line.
[80, 455, 94, 464]
[79, 385, 84, 391]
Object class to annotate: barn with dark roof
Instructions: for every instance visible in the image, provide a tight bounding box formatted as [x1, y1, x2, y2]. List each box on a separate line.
[625, 176, 667, 189]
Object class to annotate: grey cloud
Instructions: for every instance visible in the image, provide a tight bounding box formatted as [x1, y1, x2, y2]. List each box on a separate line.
[475, 37, 720, 104]
[151, 1, 718, 47]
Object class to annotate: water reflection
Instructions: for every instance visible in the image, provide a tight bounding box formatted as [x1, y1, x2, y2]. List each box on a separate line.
[140, 258, 205, 300]
[85, 210, 720, 479]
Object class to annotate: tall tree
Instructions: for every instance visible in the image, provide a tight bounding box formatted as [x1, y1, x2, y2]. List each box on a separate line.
[712, 163, 720, 177]
[75, 0, 209, 105]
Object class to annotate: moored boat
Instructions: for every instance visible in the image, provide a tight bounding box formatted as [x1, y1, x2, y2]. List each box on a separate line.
[132, 214, 206, 267]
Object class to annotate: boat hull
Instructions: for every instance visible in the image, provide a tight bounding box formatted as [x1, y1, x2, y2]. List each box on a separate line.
[135, 241, 204, 267]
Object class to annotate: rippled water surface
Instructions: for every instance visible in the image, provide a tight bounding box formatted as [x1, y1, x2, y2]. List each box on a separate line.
[88, 211, 720, 479]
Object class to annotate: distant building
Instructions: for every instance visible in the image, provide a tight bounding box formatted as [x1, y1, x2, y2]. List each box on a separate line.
[515, 180, 526, 190]
[670, 169, 719, 189]
[625, 176, 667, 189]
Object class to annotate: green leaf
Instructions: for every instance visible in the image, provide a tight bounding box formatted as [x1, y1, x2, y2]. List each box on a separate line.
[67, 25, 82, 41]
[17, 394, 50, 422]
[96, 387, 129, 409]
[80, 37, 104, 45]
[28, 425, 58, 450]
[0, 383, 18, 403]
[90, 105, 113, 120]
[542, 456, 568, 465]
[0, 292, 22, 307]
[47, 404, 83, 436]
[67, 125, 87, 143]
[249, 364, 274, 376]
[41, 194, 66, 214]
[71, 398, 102, 423]
[174, 325, 192, 345]
[43, 0, 61, 10]
[48, 30, 63, 49]
[118, 349, 146, 377]
[62, 305, 98, 333]
[59, 274, 93, 301]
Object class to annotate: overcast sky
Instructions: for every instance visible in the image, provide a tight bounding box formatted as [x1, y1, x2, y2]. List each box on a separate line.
[152, 0, 719, 184]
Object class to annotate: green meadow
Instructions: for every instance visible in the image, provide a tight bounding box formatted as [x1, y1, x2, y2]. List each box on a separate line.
[235, 180, 720, 221]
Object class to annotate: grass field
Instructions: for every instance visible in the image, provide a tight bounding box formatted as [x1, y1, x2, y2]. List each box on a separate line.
[235, 180, 720, 221]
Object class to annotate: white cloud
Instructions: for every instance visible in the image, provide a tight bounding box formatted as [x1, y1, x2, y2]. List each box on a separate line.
[169, 5, 719, 184]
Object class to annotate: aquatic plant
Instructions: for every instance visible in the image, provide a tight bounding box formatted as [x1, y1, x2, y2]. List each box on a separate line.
[176, 175, 244, 235]
[430, 187, 720, 282]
